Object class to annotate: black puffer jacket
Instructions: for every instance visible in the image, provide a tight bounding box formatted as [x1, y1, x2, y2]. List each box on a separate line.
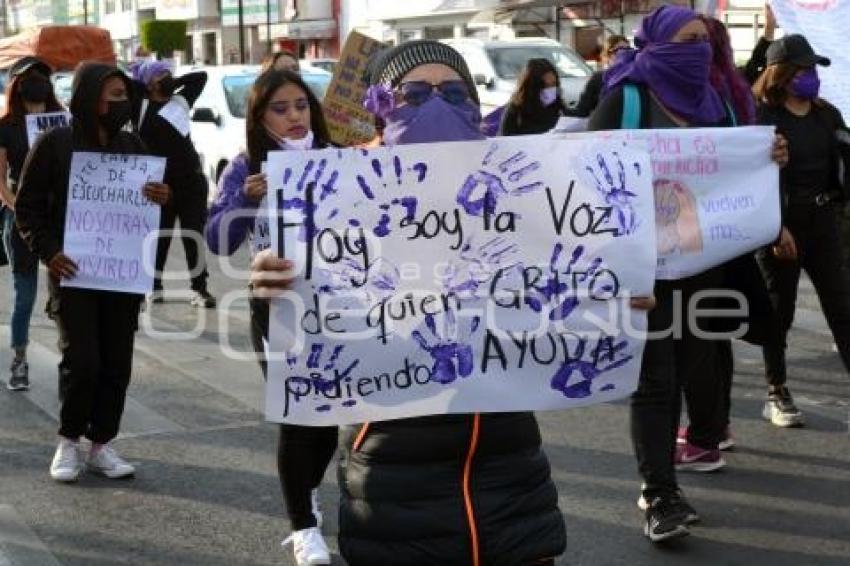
[338, 411, 566, 566]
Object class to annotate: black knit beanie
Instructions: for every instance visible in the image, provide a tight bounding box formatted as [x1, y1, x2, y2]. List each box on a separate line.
[366, 40, 479, 105]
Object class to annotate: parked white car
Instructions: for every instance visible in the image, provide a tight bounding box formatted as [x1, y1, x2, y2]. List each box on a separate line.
[182, 64, 332, 184]
[443, 37, 593, 114]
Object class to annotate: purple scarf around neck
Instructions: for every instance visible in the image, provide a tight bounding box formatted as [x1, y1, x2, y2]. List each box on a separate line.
[603, 5, 726, 126]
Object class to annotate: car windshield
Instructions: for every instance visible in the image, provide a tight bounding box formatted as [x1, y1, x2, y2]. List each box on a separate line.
[223, 71, 332, 118]
[486, 46, 592, 80]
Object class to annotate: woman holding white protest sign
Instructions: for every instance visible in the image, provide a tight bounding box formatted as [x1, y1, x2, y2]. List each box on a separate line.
[252, 40, 571, 566]
[0, 56, 64, 391]
[589, 4, 790, 543]
[753, 33, 850, 425]
[206, 69, 337, 566]
[15, 62, 171, 483]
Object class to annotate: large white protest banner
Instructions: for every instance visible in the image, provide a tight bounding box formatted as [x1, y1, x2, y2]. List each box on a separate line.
[62, 152, 166, 294]
[558, 127, 780, 280]
[25, 111, 71, 148]
[264, 136, 656, 426]
[770, 0, 850, 120]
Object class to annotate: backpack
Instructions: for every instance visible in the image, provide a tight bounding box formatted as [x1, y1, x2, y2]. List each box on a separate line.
[619, 83, 738, 129]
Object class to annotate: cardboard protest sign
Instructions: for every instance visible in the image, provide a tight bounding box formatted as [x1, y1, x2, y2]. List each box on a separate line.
[25, 111, 71, 148]
[771, 0, 850, 120]
[565, 127, 780, 280]
[322, 31, 385, 147]
[264, 135, 656, 425]
[61, 152, 166, 294]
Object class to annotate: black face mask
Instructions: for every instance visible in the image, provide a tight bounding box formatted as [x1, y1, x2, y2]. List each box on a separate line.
[157, 76, 176, 98]
[98, 100, 132, 137]
[19, 77, 50, 103]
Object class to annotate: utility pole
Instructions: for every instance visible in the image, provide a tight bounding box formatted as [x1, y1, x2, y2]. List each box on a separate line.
[238, 0, 245, 63]
[266, 0, 272, 52]
[84, 0, 88, 25]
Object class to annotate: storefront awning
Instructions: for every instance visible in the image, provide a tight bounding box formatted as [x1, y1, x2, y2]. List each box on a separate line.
[259, 19, 337, 41]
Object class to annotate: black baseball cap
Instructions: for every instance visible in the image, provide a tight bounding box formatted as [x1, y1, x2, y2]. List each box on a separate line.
[9, 56, 52, 78]
[766, 34, 830, 67]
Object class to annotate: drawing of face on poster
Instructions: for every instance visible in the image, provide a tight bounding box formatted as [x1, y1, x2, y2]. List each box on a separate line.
[654, 178, 703, 257]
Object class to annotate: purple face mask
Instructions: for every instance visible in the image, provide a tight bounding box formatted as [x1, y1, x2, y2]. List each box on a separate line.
[382, 96, 484, 145]
[789, 68, 820, 100]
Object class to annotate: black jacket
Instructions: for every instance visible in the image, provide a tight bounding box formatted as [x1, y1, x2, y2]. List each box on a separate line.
[132, 71, 206, 196]
[15, 63, 148, 266]
[499, 98, 567, 136]
[565, 70, 604, 118]
[757, 100, 850, 206]
[338, 412, 566, 566]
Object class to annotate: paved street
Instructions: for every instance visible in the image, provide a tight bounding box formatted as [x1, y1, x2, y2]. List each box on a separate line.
[1, 242, 848, 566]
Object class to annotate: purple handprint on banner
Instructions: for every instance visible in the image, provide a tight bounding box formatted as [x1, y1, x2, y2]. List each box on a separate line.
[581, 150, 640, 236]
[318, 257, 401, 301]
[353, 151, 427, 238]
[441, 236, 520, 298]
[287, 343, 360, 396]
[524, 243, 612, 322]
[412, 311, 481, 384]
[550, 336, 633, 398]
[456, 141, 545, 217]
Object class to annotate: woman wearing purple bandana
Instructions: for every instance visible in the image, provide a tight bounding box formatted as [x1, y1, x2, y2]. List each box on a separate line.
[589, 4, 790, 544]
[251, 40, 566, 566]
[753, 34, 850, 427]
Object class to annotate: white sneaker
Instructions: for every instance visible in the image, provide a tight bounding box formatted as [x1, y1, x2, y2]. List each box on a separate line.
[311, 488, 323, 528]
[283, 527, 331, 566]
[763, 387, 805, 428]
[87, 444, 135, 479]
[50, 438, 83, 482]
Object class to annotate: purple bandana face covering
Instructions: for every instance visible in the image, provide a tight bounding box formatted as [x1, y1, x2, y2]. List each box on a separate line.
[789, 68, 820, 100]
[382, 96, 484, 145]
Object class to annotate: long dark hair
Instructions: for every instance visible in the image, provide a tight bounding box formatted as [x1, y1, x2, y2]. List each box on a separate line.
[510, 58, 562, 113]
[245, 69, 330, 174]
[0, 68, 63, 126]
[705, 17, 755, 124]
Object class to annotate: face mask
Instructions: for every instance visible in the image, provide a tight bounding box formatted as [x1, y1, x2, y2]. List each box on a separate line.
[789, 68, 820, 100]
[539, 86, 558, 107]
[19, 77, 50, 103]
[267, 128, 314, 151]
[157, 76, 176, 98]
[383, 96, 484, 145]
[99, 100, 132, 137]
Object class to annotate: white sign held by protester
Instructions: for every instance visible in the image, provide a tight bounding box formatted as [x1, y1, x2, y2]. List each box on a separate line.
[557, 127, 781, 280]
[25, 111, 71, 148]
[62, 152, 166, 294]
[770, 0, 850, 120]
[264, 136, 657, 426]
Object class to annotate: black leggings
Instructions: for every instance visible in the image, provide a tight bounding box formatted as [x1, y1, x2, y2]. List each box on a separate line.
[250, 297, 339, 530]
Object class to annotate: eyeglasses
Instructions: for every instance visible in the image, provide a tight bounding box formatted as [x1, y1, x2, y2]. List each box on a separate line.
[268, 99, 309, 114]
[397, 80, 470, 106]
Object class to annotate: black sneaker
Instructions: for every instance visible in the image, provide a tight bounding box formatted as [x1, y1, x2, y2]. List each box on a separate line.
[190, 290, 216, 308]
[7, 359, 29, 391]
[763, 386, 804, 427]
[644, 496, 690, 542]
[670, 490, 700, 525]
[638, 489, 700, 525]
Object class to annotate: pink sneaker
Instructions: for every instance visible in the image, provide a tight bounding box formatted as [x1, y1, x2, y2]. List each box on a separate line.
[675, 441, 725, 472]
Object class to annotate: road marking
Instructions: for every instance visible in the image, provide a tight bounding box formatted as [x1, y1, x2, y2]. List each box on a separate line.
[0, 327, 185, 438]
[0, 505, 62, 566]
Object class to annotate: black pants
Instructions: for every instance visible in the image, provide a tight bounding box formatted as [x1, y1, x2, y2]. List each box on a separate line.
[50, 282, 141, 443]
[756, 203, 850, 378]
[632, 268, 726, 499]
[250, 296, 338, 530]
[153, 191, 210, 293]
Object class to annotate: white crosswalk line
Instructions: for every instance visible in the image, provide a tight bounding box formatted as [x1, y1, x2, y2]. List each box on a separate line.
[0, 505, 62, 566]
[0, 327, 184, 437]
